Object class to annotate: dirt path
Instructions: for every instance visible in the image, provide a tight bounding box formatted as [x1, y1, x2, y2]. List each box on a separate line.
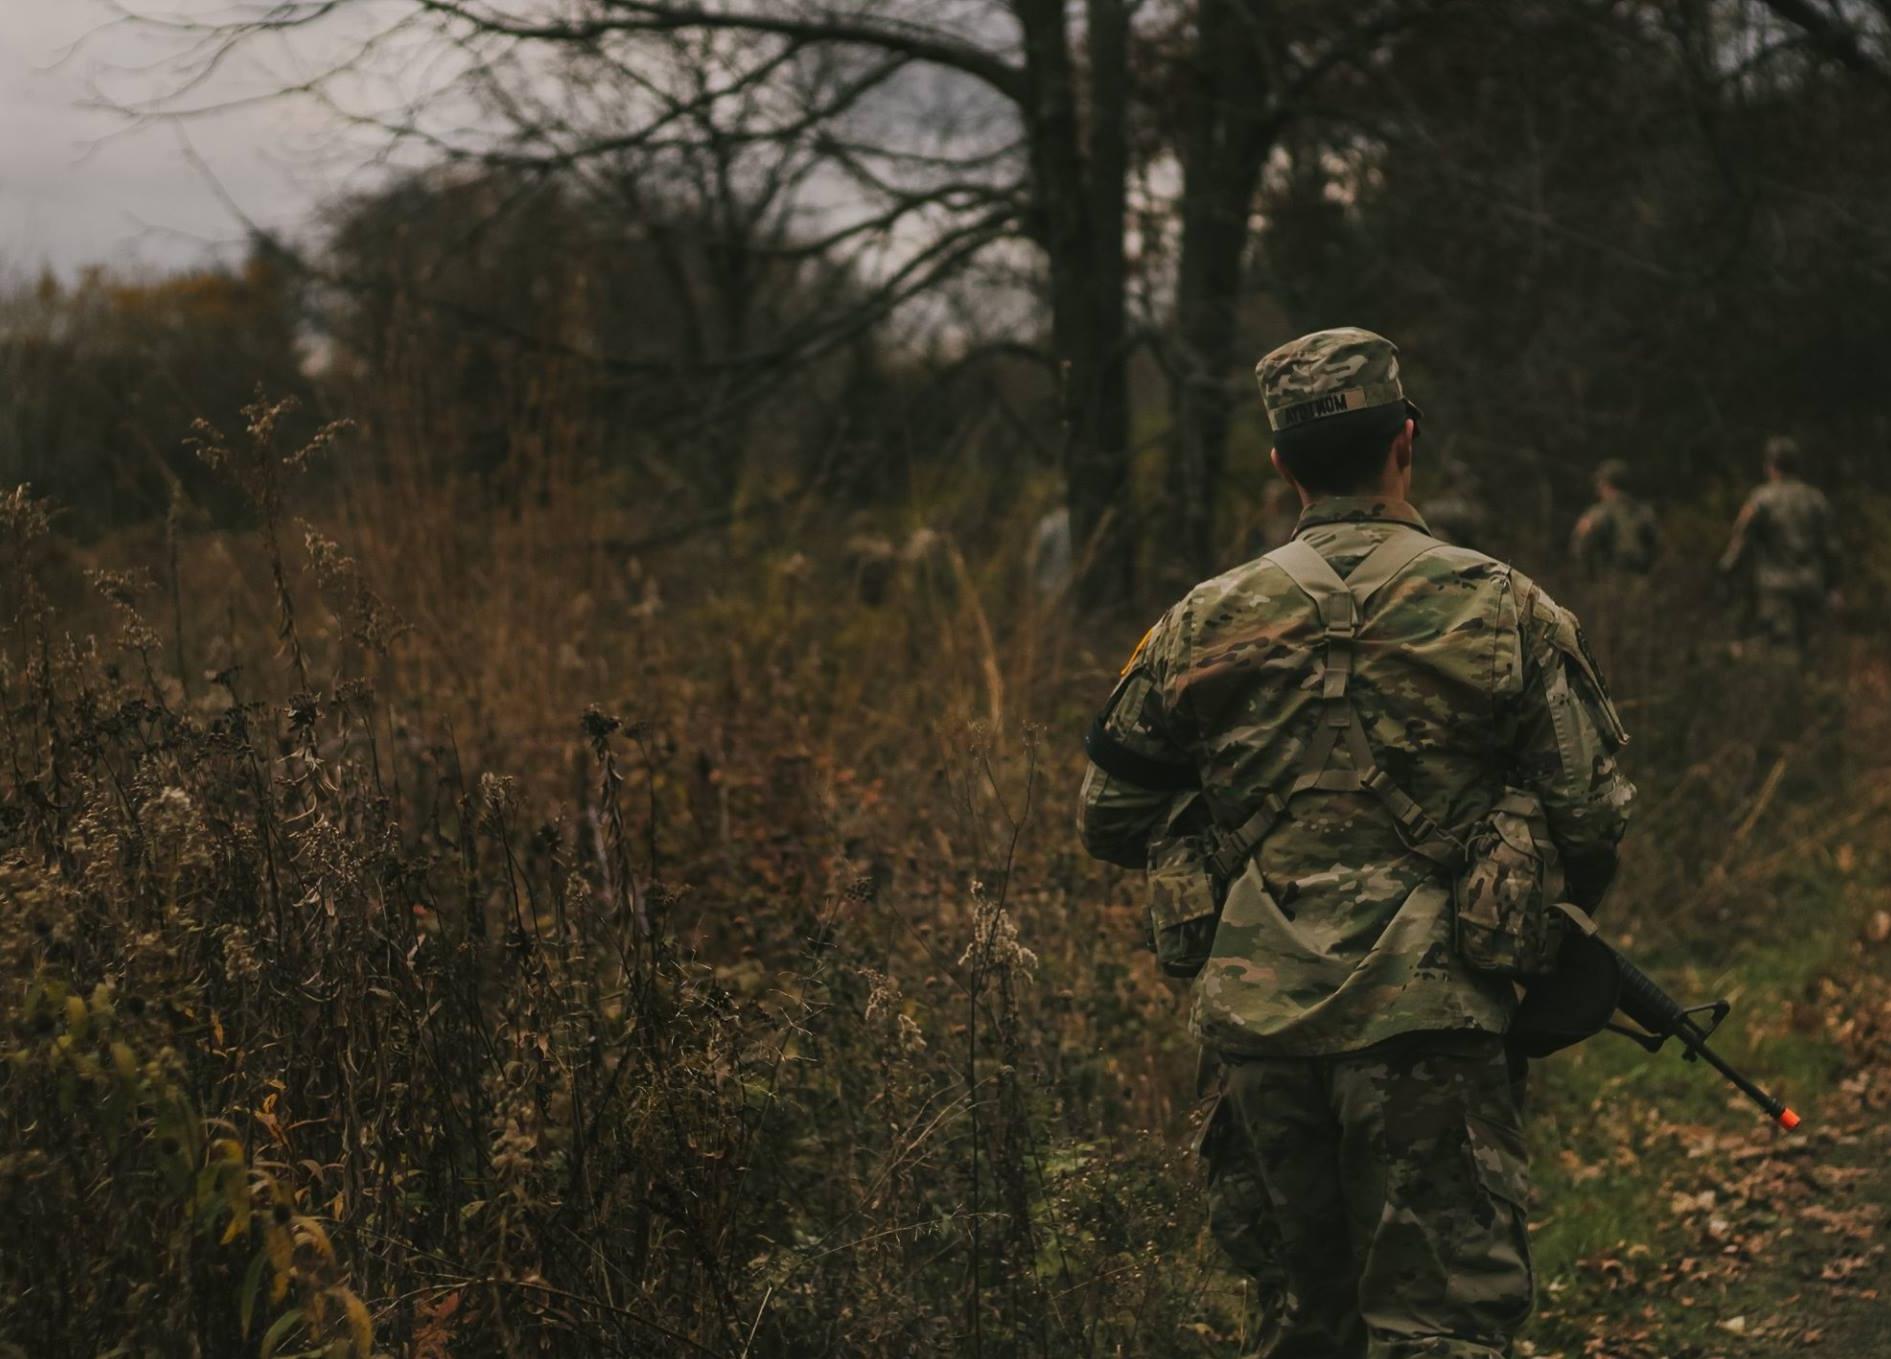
[1688, 967, 1891, 1358]
[1765, 1078, 1891, 1355]
[1709, 1120, 1891, 1356]
[1531, 966, 1891, 1359]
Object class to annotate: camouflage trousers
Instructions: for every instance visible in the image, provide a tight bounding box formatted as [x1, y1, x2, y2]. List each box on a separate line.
[1202, 1031, 1533, 1358]
[1752, 584, 1825, 652]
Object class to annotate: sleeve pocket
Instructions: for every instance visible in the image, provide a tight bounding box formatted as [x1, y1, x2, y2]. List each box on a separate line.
[1548, 610, 1628, 750]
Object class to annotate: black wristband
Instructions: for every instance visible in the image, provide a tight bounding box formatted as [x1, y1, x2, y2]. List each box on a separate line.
[1083, 717, 1199, 791]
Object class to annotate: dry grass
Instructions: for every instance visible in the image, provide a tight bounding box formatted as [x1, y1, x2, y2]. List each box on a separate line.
[0, 405, 1222, 1359]
[3, 401, 1888, 1358]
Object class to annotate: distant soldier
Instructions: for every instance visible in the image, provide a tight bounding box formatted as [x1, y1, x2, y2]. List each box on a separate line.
[1029, 503, 1074, 599]
[901, 525, 962, 605]
[1570, 459, 1660, 576]
[1236, 479, 1302, 559]
[1424, 456, 1489, 550]
[842, 517, 899, 606]
[1718, 436, 1841, 651]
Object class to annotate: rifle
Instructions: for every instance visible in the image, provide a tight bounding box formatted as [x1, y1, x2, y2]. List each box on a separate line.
[1516, 906, 1802, 1130]
[1607, 942, 1801, 1130]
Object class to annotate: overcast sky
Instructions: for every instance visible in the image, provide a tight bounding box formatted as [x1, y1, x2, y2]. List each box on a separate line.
[2, 2, 1007, 287]
[0, 2, 378, 279]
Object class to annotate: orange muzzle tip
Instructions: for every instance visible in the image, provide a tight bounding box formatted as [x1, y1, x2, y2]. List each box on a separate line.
[1778, 1109, 1801, 1131]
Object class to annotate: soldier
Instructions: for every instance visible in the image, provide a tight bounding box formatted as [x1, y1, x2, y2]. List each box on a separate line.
[1570, 459, 1660, 576]
[841, 513, 899, 607]
[1718, 436, 1841, 652]
[1236, 479, 1303, 560]
[1422, 456, 1488, 550]
[900, 525, 962, 604]
[1078, 328, 1634, 1358]
[1029, 502, 1074, 599]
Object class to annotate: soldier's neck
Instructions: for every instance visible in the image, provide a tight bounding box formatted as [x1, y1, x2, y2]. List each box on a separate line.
[1301, 483, 1412, 510]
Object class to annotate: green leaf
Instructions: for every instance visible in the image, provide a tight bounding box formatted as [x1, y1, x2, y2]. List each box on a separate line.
[193, 1166, 221, 1225]
[258, 1306, 304, 1359]
[240, 1249, 269, 1338]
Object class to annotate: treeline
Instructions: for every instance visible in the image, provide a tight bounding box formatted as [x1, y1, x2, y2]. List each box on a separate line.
[0, 189, 1031, 543]
[8, 0, 1891, 593]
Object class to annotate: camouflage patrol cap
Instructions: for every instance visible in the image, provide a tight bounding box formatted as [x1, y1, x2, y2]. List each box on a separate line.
[1255, 327, 1408, 433]
[1595, 458, 1632, 490]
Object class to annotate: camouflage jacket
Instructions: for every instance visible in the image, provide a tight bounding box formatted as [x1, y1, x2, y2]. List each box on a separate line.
[1571, 495, 1660, 575]
[1079, 497, 1636, 1057]
[1718, 478, 1839, 595]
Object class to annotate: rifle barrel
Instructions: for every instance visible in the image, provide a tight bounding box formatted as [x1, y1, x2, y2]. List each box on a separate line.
[1675, 1018, 1801, 1130]
[1611, 948, 1801, 1130]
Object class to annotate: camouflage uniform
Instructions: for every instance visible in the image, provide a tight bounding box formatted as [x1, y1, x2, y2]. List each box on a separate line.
[1079, 329, 1634, 1358]
[1570, 461, 1659, 576]
[1200, 1082, 1293, 1353]
[1718, 446, 1839, 651]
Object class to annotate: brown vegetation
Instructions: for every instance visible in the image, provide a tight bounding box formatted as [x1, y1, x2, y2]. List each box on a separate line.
[0, 396, 1219, 1357]
[3, 378, 1889, 1355]
[8, 3, 1891, 1354]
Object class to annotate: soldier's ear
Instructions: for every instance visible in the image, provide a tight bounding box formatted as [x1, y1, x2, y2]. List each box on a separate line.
[1392, 420, 1416, 473]
[1269, 446, 1296, 490]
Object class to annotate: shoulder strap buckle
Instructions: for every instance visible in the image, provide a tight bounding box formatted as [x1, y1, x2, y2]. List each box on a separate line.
[1206, 791, 1287, 881]
[1320, 591, 1359, 638]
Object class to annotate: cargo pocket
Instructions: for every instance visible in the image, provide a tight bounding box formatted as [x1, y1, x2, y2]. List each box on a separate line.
[1454, 789, 1566, 979]
[1193, 1092, 1235, 1161]
[1147, 834, 1224, 979]
[1548, 603, 1628, 750]
[1198, 1094, 1286, 1288]
[1465, 1113, 1530, 1211]
[1459, 1111, 1535, 1333]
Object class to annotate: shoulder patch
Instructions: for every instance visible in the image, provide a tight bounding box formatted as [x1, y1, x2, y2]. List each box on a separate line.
[1120, 623, 1158, 677]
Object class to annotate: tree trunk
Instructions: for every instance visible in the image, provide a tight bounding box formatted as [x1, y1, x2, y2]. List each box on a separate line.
[1016, 0, 1135, 609]
[1076, 0, 1134, 607]
[1172, 1, 1278, 581]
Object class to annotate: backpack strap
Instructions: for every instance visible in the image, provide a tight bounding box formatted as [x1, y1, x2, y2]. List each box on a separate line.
[1205, 527, 1462, 880]
[1334, 528, 1442, 602]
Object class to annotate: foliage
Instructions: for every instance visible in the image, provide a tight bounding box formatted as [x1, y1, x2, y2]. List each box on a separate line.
[316, 169, 898, 507]
[0, 254, 314, 535]
[0, 427, 1225, 1357]
[77, 0, 1891, 598]
[3, 376, 1889, 1353]
[6, 6, 1891, 1349]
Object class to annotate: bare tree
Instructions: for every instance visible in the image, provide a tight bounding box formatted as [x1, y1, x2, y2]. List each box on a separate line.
[118, 1, 1148, 599]
[1754, 0, 1891, 88]
[1155, 1, 1448, 578]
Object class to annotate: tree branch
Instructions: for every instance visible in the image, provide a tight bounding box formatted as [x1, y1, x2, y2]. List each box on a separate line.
[1753, 0, 1891, 90]
[411, 0, 1029, 101]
